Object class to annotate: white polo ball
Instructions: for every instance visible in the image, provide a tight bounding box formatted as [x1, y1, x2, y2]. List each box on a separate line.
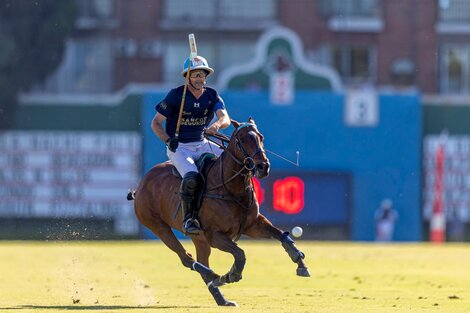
[291, 226, 303, 238]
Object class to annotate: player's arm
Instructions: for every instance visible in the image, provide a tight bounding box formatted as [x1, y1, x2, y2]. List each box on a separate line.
[151, 112, 171, 143]
[205, 108, 230, 135]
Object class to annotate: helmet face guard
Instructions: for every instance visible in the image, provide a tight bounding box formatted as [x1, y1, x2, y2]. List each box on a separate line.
[181, 56, 214, 77]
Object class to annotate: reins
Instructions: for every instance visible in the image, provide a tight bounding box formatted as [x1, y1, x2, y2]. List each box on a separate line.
[204, 123, 263, 193]
[205, 151, 250, 192]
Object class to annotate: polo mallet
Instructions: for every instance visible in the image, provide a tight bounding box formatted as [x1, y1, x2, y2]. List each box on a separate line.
[175, 33, 198, 139]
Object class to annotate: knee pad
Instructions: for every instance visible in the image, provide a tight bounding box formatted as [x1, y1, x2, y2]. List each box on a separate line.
[180, 171, 200, 196]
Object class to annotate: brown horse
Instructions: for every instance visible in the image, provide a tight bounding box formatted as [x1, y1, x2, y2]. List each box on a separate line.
[132, 118, 310, 306]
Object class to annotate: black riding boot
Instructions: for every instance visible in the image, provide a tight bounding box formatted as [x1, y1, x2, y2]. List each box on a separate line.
[180, 171, 202, 235]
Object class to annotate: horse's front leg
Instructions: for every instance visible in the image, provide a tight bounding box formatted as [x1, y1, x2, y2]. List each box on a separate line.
[244, 214, 310, 277]
[208, 231, 246, 288]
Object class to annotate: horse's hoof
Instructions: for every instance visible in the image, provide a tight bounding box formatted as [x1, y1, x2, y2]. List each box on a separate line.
[220, 300, 238, 307]
[297, 267, 310, 277]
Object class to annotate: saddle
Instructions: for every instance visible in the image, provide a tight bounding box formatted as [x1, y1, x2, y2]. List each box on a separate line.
[171, 153, 218, 210]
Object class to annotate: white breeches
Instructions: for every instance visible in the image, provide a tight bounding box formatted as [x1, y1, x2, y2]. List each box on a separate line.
[167, 138, 223, 177]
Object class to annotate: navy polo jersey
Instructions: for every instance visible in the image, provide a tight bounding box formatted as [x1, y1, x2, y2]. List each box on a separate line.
[156, 86, 225, 143]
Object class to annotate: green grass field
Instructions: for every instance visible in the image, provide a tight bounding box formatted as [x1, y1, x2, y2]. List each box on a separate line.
[0, 240, 469, 313]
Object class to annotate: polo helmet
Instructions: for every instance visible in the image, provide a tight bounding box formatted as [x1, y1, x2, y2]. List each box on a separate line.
[181, 56, 214, 77]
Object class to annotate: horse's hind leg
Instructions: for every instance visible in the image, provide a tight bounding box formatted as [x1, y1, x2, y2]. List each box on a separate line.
[143, 219, 196, 268]
[192, 237, 237, 307]
[244, 215, 310, 277]
[143, 218, 218, 280]
[208, 231, 246, 288]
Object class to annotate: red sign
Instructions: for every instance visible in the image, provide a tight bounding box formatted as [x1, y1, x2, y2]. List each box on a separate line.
[431, 144, 445, 243]
[252, 176, 305, 214]
[273, 176, 305, 214]
[252, 177, 265, 205]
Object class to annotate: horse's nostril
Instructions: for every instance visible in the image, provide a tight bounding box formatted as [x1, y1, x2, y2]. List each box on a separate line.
[256, 163, 269, 171]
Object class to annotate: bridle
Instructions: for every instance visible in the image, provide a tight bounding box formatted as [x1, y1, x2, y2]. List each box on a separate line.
[204, 122, 268, 241]
[206, 123, 267, 204]
[230, 123, 266, 173]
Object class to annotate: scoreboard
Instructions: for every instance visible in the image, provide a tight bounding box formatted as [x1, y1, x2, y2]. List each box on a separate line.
[0, 131, 141, 235]
[253, 172, 351, 226]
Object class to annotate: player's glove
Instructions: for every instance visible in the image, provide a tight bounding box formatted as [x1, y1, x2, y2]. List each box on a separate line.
[166, 137, 178, 152]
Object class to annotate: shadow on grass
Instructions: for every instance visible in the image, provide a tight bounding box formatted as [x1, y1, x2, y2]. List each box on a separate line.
[0, 305, 206, 310]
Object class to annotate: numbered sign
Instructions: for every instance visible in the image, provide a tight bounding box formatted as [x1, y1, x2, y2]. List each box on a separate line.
[270, 72, 294, 105]
[344, 89, 379, 127]
[272, 176, 305, 214]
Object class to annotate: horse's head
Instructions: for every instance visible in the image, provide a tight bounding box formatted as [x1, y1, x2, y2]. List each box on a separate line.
[229, 117, 270, 179]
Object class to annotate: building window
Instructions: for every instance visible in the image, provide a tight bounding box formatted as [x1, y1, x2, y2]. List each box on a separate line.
[163, 40, 255, 84]
[164, 0, 275, 19]
[440, 46, 470, 94]
[313, 45, 375, 85]
[39, 38, 113, 93]
[439, 0, 470, 23]
[220, 0, 275, 18]
[319, 0, 381, 17]
[75, 0, 117, 29]
[77, 0, 115, 19]
[164, 0, 216, 18]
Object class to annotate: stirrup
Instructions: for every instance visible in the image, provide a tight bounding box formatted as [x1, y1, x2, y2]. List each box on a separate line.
[183, 218, 202, 235]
